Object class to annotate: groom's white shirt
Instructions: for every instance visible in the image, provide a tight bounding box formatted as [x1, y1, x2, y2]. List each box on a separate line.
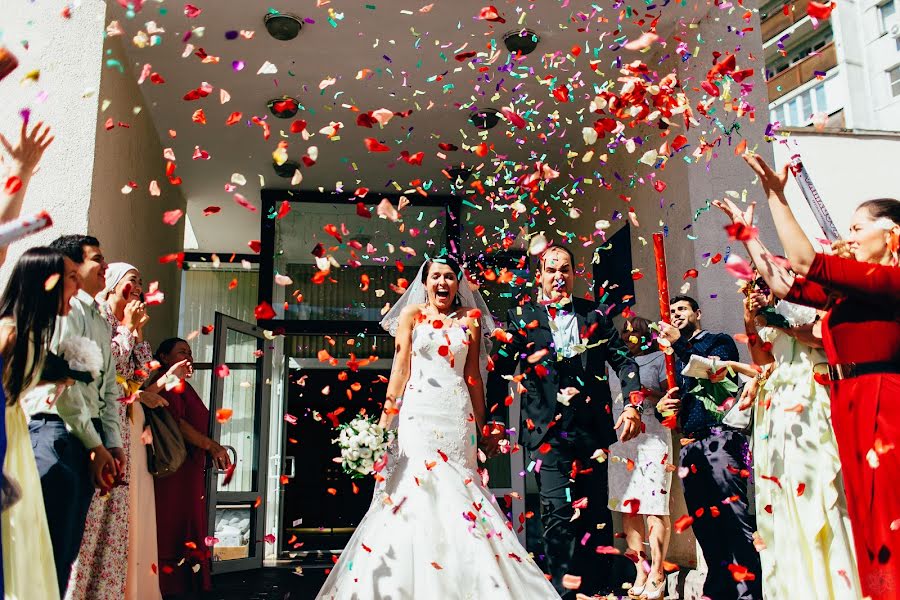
[541, 294, 580, 359]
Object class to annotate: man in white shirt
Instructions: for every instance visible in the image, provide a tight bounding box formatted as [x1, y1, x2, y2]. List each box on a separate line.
[24, 234, 123, 594]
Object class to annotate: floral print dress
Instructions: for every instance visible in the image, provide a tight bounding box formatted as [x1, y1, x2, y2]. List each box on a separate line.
[65, 303, 161, 600]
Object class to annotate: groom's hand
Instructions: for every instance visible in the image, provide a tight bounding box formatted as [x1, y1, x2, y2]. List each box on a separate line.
[615, 407, 642, 442]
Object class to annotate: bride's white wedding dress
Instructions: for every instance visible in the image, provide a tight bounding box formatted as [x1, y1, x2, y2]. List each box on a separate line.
[317, 322, 561, 599]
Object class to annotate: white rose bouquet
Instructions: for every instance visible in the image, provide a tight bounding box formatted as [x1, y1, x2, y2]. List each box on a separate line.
[333, 414, 395, 479]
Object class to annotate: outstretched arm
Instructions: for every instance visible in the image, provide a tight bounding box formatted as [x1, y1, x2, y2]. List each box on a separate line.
[743, 153, 817, 275]
[379, 305, 418, 429]
[712, 198, 796, 298]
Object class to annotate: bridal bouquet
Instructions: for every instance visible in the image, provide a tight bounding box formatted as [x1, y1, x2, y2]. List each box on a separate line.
[333, 414, 395, 479]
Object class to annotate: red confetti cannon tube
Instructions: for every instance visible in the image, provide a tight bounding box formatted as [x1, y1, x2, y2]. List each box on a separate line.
[0, 210, 53, 247]
[652, 232, 678, 390]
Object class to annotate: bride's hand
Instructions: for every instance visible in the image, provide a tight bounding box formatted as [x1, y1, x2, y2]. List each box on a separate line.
[479, 421, 506, 459]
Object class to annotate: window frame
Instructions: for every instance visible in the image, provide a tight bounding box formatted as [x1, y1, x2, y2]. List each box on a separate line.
[888, 64, 900, 98]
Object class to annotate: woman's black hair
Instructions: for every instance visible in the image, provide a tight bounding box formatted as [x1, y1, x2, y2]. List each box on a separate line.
[155, 337, 187, 364]
[858, 198, 900, 225]
[0, 247, 67, 404]
[621, 315, 653, 355]
[421, 255, 463, 307]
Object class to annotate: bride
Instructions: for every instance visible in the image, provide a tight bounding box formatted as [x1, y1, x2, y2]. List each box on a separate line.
[317, 255, 561, 599]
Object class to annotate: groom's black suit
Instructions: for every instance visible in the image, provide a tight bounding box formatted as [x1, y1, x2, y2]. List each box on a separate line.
[488, 297, 640, 598]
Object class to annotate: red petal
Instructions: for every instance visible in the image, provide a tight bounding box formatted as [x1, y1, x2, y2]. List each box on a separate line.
[807, 1, 835, 20]
[363, 138, 390, 152]
[254, 301, 277, 320]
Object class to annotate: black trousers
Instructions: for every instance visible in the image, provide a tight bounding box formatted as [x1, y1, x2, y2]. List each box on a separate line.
[531, 375, 614, 598]
[680, 429, 762, 600]
[29, 416, 98, 595]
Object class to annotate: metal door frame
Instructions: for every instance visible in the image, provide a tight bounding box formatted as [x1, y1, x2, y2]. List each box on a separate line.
[208, 312, 272, 574]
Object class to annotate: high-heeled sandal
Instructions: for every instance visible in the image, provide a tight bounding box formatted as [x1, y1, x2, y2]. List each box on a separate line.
[643, 577, 666, 600]
[627, 583, 646, 598]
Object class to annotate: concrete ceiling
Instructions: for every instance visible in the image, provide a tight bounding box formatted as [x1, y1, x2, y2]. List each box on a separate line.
[115, 1, 702, 252]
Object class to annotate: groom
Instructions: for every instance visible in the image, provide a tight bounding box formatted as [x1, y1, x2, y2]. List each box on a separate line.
[487, 244, 642, 599]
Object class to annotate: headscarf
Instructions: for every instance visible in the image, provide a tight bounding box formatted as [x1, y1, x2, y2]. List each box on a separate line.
[98, 262, 139, 301]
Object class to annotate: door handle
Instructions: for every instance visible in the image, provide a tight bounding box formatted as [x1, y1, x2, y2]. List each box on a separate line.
[216, 445, 238, 474]
[283, 455, 296, 479]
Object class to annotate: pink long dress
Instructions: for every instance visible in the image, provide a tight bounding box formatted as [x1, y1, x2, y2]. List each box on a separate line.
[65, 304, 161, 600]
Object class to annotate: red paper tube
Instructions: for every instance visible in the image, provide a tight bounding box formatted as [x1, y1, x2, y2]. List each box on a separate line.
[652, 232, 678, 390]
[0, 210, 53, 247]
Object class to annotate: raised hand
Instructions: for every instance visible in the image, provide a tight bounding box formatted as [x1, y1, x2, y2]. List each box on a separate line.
[0, 120, 54, 178]
[657, 320, 681, 344]
[123, 300, 146, 330]
[165, 358, 192, 380]
[742, 152, 789, 200]
[712, 197, 755, 227]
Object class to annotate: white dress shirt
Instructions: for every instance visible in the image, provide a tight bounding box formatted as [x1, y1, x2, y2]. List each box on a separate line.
[22, 289, 122, 449]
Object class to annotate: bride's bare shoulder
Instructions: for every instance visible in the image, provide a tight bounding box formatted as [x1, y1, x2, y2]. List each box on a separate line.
[399, 303, 426, 321]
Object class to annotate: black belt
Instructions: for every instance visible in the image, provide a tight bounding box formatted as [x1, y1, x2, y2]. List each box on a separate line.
[30, 413, 64, 422]
[813, 361, 900, 381]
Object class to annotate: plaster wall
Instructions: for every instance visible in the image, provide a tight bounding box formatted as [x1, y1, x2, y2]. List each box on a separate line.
[771, 129, 900, 241]
[0, 0, 106, 279]
[88, 33, 187, 349]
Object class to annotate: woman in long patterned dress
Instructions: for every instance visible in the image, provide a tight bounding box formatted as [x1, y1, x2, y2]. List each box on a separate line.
[1, 247, 80, 600]
[607, 316, 673, 600]
[66, 263, 166, 600]
[737, 281, 860, 599]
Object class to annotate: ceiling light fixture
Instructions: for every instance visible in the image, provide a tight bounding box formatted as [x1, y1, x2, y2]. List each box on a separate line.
[268, 96, 300, 118]
[273, 160, 301, 178]
[503, 29, 540, 55]
[447, 166, 473, 184]
[469, 108, 501, 130]
[264, 12, 303, 41]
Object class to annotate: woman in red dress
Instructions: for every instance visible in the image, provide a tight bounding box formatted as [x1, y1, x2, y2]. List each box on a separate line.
[716, 154, 900, 599]
[151, 338, 232, 598]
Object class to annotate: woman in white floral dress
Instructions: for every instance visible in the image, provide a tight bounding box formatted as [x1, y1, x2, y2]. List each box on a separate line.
[66, 264, 165, 600]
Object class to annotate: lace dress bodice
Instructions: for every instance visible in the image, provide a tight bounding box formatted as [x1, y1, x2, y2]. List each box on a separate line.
[398, 322, 476, 468]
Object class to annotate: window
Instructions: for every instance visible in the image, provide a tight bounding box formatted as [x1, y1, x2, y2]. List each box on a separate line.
[770, 81, 832, 126]
[890, 65, 900, 97]
[881, 0, 897, 33]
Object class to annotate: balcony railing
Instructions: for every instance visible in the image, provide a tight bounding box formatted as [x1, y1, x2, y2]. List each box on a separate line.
[766, 42, 837, 101]
[761, 0, 810, 43]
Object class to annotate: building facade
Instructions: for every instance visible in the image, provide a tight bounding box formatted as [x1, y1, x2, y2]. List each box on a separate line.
[762, 0, 900, 130]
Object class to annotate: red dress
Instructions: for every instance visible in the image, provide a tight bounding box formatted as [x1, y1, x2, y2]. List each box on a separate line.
[786, 253, 900, 599]
[155, 382, 212, 595]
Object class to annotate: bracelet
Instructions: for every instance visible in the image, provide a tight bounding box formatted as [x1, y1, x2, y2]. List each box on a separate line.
[626, 391, 645, 415]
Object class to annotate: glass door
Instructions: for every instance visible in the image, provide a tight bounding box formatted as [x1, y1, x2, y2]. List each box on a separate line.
[207, 312, 272, 573]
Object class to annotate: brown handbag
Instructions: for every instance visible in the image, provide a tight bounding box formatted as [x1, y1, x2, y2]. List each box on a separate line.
[143, 406, 188, 478]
